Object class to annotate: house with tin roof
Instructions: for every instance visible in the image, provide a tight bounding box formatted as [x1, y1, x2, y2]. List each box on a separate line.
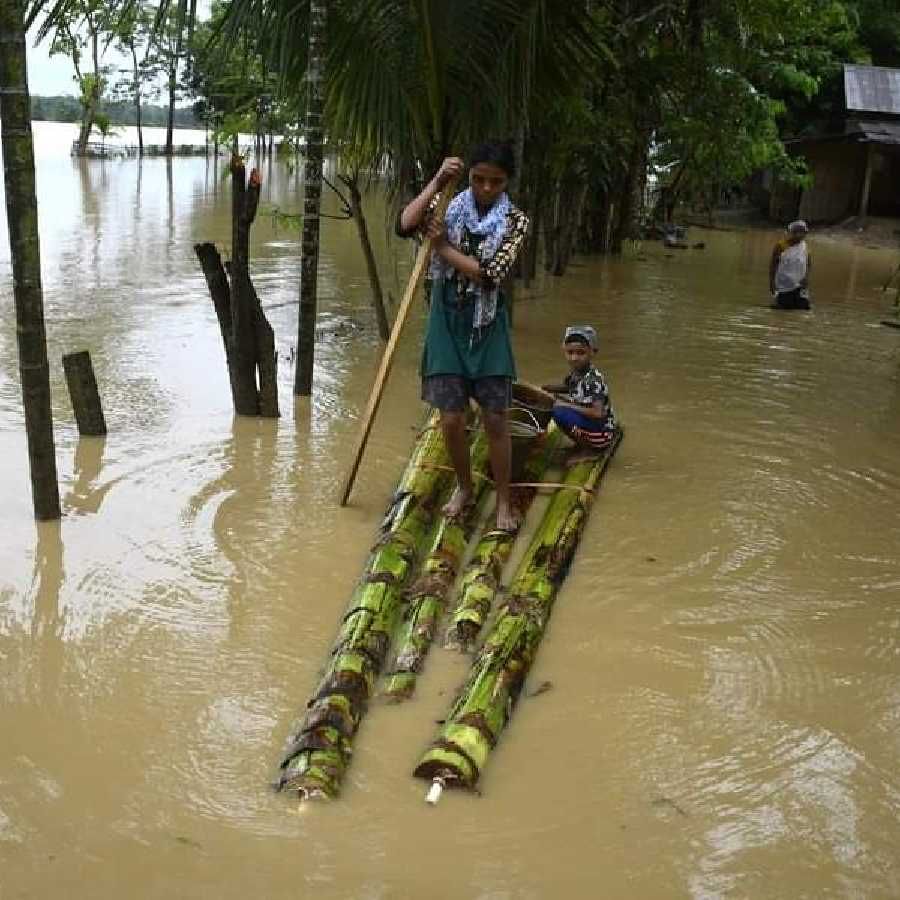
[768, 64, 900, 225]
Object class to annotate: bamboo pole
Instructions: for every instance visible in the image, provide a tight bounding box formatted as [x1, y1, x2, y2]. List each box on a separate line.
[0, 1, 61, 520]
[444, 427, 563, 651]
[415, 429, 623, 798]
[382, 430, 491, 701]
[277, 412, 454, 800]
[338, 178, 459, 506]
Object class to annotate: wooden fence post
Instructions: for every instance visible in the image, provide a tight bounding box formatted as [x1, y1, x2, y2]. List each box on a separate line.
[62, 351, 107, 436]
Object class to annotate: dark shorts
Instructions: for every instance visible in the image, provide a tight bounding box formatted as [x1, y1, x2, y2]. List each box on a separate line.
[775, 288, 811, 310]
[422, 375, 512, 413]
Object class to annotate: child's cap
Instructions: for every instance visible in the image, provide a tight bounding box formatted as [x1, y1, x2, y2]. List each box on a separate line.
[563, 325, 598, 350]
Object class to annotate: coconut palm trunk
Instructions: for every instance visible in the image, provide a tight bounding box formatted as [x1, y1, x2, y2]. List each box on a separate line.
[128, 41, 144, 157]
[165, 0, 187, 156]
[445, 427, 563, 651]
[293, 0, 326, 395]
[277, 412, 453, 799]
[383, 431, 491, 700]
[0, 0, 61, 521]
[415, 429, 622, 794]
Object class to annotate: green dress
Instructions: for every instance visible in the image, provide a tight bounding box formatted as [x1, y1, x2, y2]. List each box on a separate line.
[420, 204, 529, 382]
[421, 277, 516, 381]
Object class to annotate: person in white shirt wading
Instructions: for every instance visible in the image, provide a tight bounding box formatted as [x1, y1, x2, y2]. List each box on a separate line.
[770, 220, 812, 310]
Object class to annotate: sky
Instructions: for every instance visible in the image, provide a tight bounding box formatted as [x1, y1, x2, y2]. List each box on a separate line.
[26, 1, 212, 98]
[26, 28, 83, 96]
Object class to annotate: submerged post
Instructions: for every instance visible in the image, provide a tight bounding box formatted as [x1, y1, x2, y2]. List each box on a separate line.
[62, 351, 107, 436]
[858, 143, 874, 222]
[0, 0, 61, 520]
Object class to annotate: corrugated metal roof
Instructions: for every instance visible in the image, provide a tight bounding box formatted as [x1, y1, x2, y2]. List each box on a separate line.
[844, 64, 900, 115]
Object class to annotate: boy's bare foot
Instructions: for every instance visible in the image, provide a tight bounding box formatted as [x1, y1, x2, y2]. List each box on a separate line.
[443, 485, 473, 519]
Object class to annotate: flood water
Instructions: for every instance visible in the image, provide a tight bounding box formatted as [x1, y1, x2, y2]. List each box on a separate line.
[2, 121, 900, 899]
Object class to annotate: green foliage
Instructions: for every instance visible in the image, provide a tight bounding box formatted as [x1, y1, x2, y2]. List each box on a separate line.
[187, 0, 290, 138]
[28, 0, 897, 240]
[30, 94, 203, 127]
[854, 0, 900, 67]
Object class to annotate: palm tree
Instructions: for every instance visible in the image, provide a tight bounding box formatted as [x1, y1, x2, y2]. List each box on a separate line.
[213, 0, 604, 390]
[0, 0, 61, 520]
[293, 0, 326, 396]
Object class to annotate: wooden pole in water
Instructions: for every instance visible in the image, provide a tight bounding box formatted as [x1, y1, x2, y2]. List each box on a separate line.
[62, 351, 107, 436]
[338, 178, 458, 506]
[0, 3, 61, 520]
[858, 143, 874, 222]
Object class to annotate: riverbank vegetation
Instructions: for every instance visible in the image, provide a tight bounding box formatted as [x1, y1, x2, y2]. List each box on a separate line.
[30, 93, 201, 128]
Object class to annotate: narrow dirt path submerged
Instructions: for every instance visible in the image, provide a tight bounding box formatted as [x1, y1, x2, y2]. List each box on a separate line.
[1, 135, 899, 897]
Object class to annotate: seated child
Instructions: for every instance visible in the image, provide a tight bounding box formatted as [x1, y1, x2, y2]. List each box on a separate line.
[542, 325, 617, 454]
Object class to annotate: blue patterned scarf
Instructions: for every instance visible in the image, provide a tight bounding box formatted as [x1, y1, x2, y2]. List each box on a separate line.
[430, 188, 510, 337]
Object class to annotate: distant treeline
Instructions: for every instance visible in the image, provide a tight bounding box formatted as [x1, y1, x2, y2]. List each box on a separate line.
[31, 95, 202, 129]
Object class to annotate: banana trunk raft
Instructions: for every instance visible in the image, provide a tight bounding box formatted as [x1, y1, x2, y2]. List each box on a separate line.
[444, 426, 564, 652]
[277, 411, 455, 799]
[382, 431, 492, 701]
[414, 428, 623, 802]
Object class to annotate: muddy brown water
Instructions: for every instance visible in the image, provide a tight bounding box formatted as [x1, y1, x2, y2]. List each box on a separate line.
[1, 122, 899, 898]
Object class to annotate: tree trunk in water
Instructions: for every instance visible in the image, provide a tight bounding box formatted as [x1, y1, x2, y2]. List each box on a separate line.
[229, 157, 260, 414]
[416, 430, 623, 793]
[346, 175, 390, 341]
[76, 81, 99, 154]
[165, 0, 187, 156]
[543, 180, 561, 273]
[193, 161, 279, 418]
[522, 183, 543, 287]
[504, 123, 527, 326]
[75, 28, 101, 155]
[76, 110, 94, 154]
[610, 129, 649, 254]
[165, 59, 177, 155]
[62, 351, 107, 436]
[0, 0, 61, 520]
[130, 44, 143, 156]
[552, 178, 589, 276]
[246, 278, 279, 418]
[277, 413, 454, 800]
[293, 0, 326, 395]
[194, 242, 244, 409]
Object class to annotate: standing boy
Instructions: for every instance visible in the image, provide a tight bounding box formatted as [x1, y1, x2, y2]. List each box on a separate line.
[396, 142, 529, 531]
